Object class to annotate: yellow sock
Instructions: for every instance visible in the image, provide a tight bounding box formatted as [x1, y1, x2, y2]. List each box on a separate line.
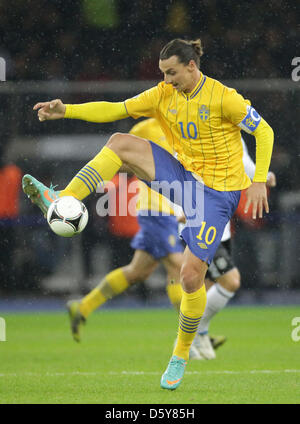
[79, 268, 129, 318]
[59, 146, 123, 200]
[166, 281, 182, 313]
[173, 285, 207, 361]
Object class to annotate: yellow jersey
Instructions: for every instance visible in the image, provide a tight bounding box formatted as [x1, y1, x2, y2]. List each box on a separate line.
[125, 73, 252, 191]
[129, 118, 175, 215]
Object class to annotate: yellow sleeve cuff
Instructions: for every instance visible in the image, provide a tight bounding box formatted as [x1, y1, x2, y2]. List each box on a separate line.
[64, 104, 73, 119]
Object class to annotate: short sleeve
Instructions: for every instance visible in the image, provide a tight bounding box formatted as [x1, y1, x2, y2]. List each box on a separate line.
[125, 84, 161, 119]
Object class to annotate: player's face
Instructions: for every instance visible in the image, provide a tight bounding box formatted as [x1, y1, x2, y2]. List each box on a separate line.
[159, 55, 196, 93]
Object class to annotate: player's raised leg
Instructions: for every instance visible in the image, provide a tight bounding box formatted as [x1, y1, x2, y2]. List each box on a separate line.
[23, 133, 155, 214]
[161, 246, 207, 390]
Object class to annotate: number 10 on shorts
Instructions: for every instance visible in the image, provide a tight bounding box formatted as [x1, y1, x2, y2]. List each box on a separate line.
[196, 221, 217, 245]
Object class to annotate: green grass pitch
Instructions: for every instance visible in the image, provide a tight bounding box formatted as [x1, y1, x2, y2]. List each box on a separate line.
[0, 305, 299, 404]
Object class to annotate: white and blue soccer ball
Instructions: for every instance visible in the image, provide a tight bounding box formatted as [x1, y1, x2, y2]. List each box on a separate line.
[47, 196, 89, 237]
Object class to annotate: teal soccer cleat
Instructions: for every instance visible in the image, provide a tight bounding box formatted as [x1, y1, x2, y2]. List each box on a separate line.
[160, 355, 187, 390]
[22, 174, 59, 216]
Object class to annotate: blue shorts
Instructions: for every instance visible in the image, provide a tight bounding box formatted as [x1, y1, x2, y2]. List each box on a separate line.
[141, 141, 241, 265]
[130, 214, 184, 260]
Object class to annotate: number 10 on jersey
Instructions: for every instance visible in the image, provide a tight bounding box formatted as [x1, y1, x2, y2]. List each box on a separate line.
[179, 121, 198, 139]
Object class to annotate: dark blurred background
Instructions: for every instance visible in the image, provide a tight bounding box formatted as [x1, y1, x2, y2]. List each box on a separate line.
[0, 0, 299, 304]
[0, 0, 299, 81]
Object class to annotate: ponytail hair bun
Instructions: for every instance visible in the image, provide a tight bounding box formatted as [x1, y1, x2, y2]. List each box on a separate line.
[160, 38, 204, 68]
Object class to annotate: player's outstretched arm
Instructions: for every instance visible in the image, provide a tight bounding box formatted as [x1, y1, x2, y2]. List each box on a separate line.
[33, 99, 129, 123]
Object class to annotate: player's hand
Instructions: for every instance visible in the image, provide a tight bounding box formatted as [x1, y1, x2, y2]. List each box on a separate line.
[266, 171, 276, 188]
[244, 182, 269, 219]
[33, 99, 66, 121]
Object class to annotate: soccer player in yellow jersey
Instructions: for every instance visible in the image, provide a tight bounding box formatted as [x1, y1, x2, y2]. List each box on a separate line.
[67, 118, 265, 360]
[23, 38, 274, 390]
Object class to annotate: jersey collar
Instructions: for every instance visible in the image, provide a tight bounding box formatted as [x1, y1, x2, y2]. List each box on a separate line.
[182, 73, 206, 100]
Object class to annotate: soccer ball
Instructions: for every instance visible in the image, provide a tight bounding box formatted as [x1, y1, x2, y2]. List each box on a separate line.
[47, 196, 88, 237]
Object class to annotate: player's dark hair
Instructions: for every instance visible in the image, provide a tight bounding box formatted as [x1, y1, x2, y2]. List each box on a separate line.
[160, 38, 203, 68]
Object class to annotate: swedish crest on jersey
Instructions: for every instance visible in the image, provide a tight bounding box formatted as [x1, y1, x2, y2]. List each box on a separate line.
[198, 105, 209, 121]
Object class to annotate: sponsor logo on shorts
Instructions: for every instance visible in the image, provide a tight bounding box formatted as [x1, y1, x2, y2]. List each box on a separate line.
[168, 235, 176, 247]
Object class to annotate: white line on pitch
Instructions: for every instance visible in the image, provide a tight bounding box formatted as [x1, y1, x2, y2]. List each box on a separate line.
[0, 369, 300, 377]
[112, 369, 300, 376]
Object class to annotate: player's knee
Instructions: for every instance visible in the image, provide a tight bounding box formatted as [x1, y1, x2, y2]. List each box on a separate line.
[180, 263, 203, 293]
[123, 263, 151, 285]
[167, 263, 181, 281]
[106, 133, 131, 160]
[231, 268, 241, 292]
[220, 268, 241, 292]
[229, 268, 241, 292]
